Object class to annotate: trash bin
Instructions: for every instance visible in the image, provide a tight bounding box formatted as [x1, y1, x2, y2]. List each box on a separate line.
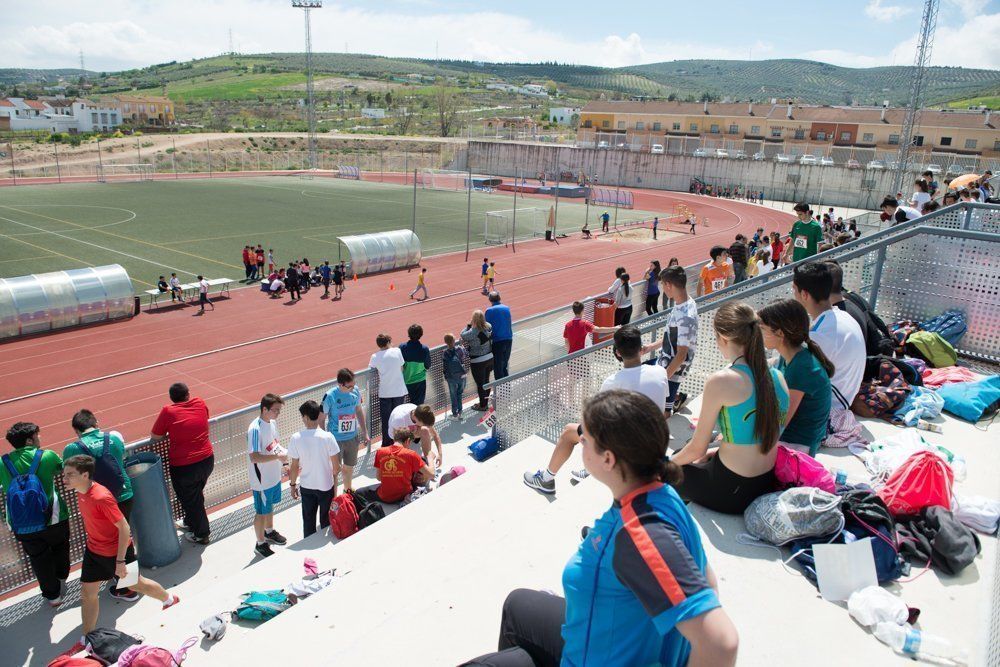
[593, 297, 616, 344]
[124, 452, 181, 568]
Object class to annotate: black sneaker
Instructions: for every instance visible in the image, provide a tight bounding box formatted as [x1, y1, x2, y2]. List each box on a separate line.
[673, 392, 689, 413]
[184, 532, 211, 545]
[109, 586, 140, 602]
[255, 542, 274, 558]
[264, 529, 287, 546]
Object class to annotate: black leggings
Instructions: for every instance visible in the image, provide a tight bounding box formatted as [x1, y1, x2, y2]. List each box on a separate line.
[614, 306, 632, 326]
[300, 486, 335, 537]
[470, 359, 494, 407]
[678, 452, 776, 515]
[462, 589, 565, 667]
[644, 293, 659, 316]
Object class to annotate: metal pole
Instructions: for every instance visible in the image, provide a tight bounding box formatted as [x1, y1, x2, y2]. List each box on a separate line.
[411, 168, 417, 232]
[465, 164, 472, 261]
[54, 142, 61, 183]
[511, 167, 518, 253]
[171, 138, 178, 178]
[404, 151, 408, 184]
[553, 162, 561, 235]
[136, 136, 141, 164]
[207, 139, 213, 177]
[8, 142, 15, 185]
[96, 138, 104, 181]
[380, 149, 384, 183]
[613, 156, 623, 229]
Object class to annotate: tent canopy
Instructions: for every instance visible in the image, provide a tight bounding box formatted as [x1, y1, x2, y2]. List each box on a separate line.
[337, 229, 421, 276]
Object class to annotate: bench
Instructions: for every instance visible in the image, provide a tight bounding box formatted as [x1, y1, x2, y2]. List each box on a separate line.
[145, 278, 234, 309]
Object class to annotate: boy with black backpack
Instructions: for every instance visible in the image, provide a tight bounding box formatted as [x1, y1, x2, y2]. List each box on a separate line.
[63, 409, 138, 601]
[1, 422, 71, 607]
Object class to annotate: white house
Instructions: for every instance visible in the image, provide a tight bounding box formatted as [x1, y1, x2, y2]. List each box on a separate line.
[0, 98, 74, 132]
[549, 106, 580, 125]
[361, 107, 386, 119]
[72, 99, 121, 132]
[521, 84, 549, 97]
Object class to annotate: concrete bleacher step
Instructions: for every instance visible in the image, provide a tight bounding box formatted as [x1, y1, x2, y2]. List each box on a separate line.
[121, 436, 573, 662]
[204, 435, 610, 665]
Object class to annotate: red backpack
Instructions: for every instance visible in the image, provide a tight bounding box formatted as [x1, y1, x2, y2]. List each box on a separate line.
[877, 450, 954, 517]
[47, 658, 101, 667]
[328, 493, 358, 539]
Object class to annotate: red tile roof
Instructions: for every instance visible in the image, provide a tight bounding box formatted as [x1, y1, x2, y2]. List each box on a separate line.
[23, 100, 48, 110]
[0, 99, 15, 107]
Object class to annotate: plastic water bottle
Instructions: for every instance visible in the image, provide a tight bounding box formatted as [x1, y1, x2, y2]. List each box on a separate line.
[874, 622, 968, 663]
[834, 469, 848, 487]
[951, 455, 967, 482]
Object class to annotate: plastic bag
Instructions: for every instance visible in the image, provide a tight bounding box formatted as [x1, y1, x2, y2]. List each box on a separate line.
[848, 585, 908, 628]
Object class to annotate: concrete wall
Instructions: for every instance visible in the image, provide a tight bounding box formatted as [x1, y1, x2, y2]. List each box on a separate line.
[466, 140, 925, 210]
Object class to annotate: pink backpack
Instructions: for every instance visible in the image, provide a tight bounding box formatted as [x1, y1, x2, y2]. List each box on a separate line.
[116, 638, 197, 667]
[774, 445, 835, 494]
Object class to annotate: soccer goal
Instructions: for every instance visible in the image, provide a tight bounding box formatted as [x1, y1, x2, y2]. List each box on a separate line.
[96, 163, 154, 183]
[336, 165, 360, 179]
[420, 169, 469, 191]
[484, 207, 546, 246]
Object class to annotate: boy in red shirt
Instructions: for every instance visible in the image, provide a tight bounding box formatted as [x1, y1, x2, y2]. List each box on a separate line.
[371, 429, 434, 503]
[63, 455, 178, 636]
[563, 301, 618, 353]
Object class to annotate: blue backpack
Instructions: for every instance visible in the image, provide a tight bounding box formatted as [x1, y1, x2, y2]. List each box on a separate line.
[2, 450, 50, 535]
[920, 309, 967, 346]
[81, 434, 125, 499]
[235, 590, 290, 622]
[469, 436, 500, 462]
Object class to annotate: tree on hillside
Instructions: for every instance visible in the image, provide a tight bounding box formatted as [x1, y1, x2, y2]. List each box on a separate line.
[433, 85, 459, 137]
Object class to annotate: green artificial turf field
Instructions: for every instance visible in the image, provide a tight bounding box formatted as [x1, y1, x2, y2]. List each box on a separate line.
[0, 176, 661, 288]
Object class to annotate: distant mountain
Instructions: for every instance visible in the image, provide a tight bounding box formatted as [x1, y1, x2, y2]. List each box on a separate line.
[2, 55, 999, 107]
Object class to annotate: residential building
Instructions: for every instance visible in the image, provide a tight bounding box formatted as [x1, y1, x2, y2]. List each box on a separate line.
[73, 99, 121, 132]
[0, 98, 75, 132]
[578, 100, 1000, 157]
[549, 106, 580, 125]
[361, 107, 386, 119]
[482, 116, 539, 139]
[110, 95, 175, 127]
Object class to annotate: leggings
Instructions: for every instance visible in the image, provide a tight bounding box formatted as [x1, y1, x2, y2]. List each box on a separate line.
[614, 306, 632, 326]
[470, 359, 494, 407]
[644, 293, 659, 316]
[678, 451, 776, 515]
[462, 589, 565, 667]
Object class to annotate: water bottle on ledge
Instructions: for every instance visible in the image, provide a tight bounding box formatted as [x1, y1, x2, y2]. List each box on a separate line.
[874, 622, 968, 664]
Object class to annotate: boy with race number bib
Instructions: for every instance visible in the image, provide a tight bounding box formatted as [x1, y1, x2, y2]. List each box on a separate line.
[697, 246, 733, 297]
[320, 368, 369, 493]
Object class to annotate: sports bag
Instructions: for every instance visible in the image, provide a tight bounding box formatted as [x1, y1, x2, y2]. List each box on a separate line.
[937, 375, 1000, 422]
[773, 445, 835, 494]
[744, 487, 844, 546]
[469, 435, 500, 462]
[47, 657, 102, 667]
[840, 487, 905, 582]
[349, 489, 385, 529]
[864, 355, 922, 387]
[86, 434, 125, 499]
[328, 493, 358, 539]
[919, 309, 967, 346]
[877, 450, 953, 517]
[234, 590, 290, 622]
[851, 360, 911, 418]
[896, 507, 981, 575]
[2, 449, 50, 535]
[117, 638, 197, 667]
[905, 331, 957, 369]
[85, 628, 141, 664]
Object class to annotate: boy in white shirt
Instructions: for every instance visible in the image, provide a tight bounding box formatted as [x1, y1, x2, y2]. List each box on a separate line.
[247, 393, 287, 558]
[288, 400, 341, 538]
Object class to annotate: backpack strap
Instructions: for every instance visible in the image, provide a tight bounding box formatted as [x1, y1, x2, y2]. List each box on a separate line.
[1, 453, 19, 479]
[27, 449, 43, 476]
[101, 433, 111, 458]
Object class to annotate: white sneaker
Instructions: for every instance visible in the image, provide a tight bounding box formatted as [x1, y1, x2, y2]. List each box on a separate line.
[571, 469, 590, 480]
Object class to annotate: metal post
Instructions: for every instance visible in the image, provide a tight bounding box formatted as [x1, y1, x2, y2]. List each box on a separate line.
[411, 168, 417, 232]
[136, 136, 141, 164]
[553, 162, 561, 235]
[511, 167, 519, 253]
[96, 138, 104, 181]
[868, 245, 887, 311]
[171, 138, 178, 178]
[256, 151, 261, 172]
[380, 149, 384, 182]
[465, 164, 472, 261]
[404, 151, 408, 185]
[613, 156, 623, 229]
[54, 142, 62, 183]
[8, 142, 15, 185]
[207, 139, 213, 177]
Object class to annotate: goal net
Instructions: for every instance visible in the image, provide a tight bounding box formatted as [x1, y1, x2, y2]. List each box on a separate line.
[420, 169, 469, 191]
[484, 207, 547, 246]
[96, 163, 154, 183]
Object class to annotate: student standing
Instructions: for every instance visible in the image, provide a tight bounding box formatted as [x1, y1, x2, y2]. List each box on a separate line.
[288, 400, 341, 538]
[481, 257, 490, 294]
[1, 422, 70, 607]
[442, 334, 469, 419]
[601, 211, 610, 232]
[267, 248, 275, 274]
[785, 203, 824, 264]
[697, 247, 733, 296]
[644, 261, 661, 315]
[286, 263, 301, 301]
[400, 324, 432, 404]
[409, 267, 429, 301]
[652, 216, 659, 240]
[462, 311, 494, 411]
[728, 234, 749, 283]
[247, 394, 288, 558]
[63, 455, 178, 636]
[320, 369, 368, 493]
[485, 291, 513, 379]
[332, 262, 345, 299]
[255, 245, 265, 280]
[320, 260, 332, 297]
[486, 262, 498, 292]
[197, 275, 214, 313]
[242, 245, 253, 282]
[606, 268, 633, 326]
[369, 333, 408, 446]
[641, 266, 696, 415]
[150, 383, 214, 544]
[563, 301, 617, 354]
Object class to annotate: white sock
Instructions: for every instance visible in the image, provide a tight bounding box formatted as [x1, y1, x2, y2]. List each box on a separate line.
[540, 469, 555, 482]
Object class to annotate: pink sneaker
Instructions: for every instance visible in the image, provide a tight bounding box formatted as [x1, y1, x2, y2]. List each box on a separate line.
[162, 593, 181, 611]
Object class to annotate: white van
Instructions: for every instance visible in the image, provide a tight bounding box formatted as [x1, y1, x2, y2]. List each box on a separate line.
[651, 144, 664, 154]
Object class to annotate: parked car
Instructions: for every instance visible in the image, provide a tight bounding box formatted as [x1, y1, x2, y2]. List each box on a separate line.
[651, 143, 664, 154]
[946, 163, 965, 176]
[867, 160, 885, 170]
[846, 159, 862, 169]
[597, 140, 610, 149]
[798, 154, 818, 165]
[752, 151, 767, 161]
[693, 148, 709, 157]
[820, 156, 835, 166]
[615, 142, 627, 150]
[714, 148, 729, 159]
[925, 164, 943, 174]
[774, 154, 791, 163]
[886, 161, 900, 170]
[734, 150, 748, 160]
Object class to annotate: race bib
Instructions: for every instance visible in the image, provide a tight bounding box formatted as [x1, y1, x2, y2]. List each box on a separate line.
[794, 236, 808, 249]
[711, 278, 726, 291]
[337, 414, 357, 434]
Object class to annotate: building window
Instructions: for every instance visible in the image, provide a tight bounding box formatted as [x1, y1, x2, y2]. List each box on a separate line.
[816, 131, 827, 140]
[750, 125, 760, 135]
[994, 139, 1000, 151]
[770, 128, 782, 138]
[689, 123, 698, 132]
[91, 113, 98, 123]
[840, 131, 851, 142]
[583, 120, 592, 128]
[139, 104, 145, 113]
[165, 106, 170, 113]
[652, 122, 661, 131]
[602, 120, 609, 128]
[729, 123, 739, 134]
[794, 129, 805, 140]
[888, 134, 900, 145]
[636, 121, 644, 130]
[940, 136, 952, 146]
[111, 114, 117, 123]
[863, 133, 874, 142]
[965, 138, 977, 149]
[150, 105, 157, 113]
[100, 113, 108, 123]
[710, 124, 720, 133]
[672, 123, 681, 131]
[616, 121, 624, 129]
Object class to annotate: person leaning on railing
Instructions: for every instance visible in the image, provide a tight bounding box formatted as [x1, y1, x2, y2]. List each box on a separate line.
[149, 382, 215, 545]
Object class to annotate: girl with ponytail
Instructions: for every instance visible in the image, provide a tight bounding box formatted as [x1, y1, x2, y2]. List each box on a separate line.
[759, 298, 834, 456]
[672, 301, 790, 514]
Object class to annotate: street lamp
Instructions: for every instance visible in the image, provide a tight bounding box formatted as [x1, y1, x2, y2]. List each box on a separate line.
[292, 1, 322, 170]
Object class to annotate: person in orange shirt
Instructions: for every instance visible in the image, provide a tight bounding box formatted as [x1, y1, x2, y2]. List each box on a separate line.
[697, 246, 734, 297]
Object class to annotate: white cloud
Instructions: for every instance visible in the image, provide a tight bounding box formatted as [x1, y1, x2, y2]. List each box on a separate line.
[865, 0, 911, 22]
[948, 0, 990, 19]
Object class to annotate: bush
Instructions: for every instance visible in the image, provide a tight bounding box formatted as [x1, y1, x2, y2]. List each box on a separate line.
[48, 133, 65, 143]
[113, 131, 125, 138]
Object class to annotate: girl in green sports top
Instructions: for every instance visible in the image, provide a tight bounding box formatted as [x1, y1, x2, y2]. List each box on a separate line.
[671, 301, 789, 514]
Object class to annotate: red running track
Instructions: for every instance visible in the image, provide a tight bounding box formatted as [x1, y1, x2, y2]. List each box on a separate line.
[0, 187, 791, 452]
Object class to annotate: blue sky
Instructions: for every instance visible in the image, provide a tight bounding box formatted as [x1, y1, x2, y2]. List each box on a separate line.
[1, 0, 998, 71]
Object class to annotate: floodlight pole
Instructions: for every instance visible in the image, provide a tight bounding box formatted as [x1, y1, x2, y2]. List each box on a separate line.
[54, 142, 61, 183]
[511, 167, 519, 253]
[292, 0, 322, 171]
[465, 164, 472, 261]
[8, 143, 15, 185]
[411, 168, 417, 232]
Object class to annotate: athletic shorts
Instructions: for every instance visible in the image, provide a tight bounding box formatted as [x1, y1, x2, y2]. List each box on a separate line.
[337, 436, 359, 467]
[82, 548, 134, 583]
[252, 483, 282, 515]
[199, 292, 209, 304]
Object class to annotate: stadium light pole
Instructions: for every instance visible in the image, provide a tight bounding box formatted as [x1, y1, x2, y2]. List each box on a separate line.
[292, 0, 322, 171]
